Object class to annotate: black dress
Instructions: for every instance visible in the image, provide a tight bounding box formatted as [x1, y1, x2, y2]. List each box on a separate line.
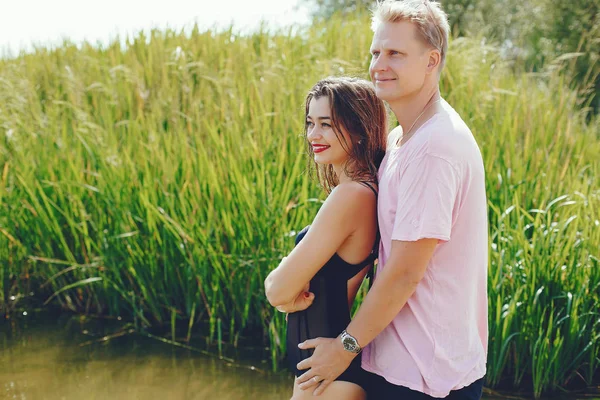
[286, 185, 378, 388]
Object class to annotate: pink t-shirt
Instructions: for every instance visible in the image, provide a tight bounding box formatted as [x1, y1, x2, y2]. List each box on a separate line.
[361, 99, 489, 398]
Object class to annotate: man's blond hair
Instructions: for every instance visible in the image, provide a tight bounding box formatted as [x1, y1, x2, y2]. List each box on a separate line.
[371, 0, 450, 71]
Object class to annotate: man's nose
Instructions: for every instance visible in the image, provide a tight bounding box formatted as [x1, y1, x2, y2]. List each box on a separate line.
[371, 55, 386, 72]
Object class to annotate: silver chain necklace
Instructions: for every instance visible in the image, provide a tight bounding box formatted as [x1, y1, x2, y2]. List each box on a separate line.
[397, 98, 441, 146]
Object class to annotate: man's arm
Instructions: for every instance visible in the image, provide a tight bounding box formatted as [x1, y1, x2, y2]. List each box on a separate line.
[296, 238, 438, 395]
[345, 239, 437, 346]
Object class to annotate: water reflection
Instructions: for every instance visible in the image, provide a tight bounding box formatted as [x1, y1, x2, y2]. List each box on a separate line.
[0, 312, 595, 400]
[0, 312, 291, 400]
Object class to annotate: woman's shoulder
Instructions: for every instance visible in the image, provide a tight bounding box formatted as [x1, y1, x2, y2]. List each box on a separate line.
[322, 181, 378, 215]
[330, 181, 378, 201]
[299, 182, 377, 245]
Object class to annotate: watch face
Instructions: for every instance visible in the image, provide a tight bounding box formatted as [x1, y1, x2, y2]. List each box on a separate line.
[342, 336, 359, 352]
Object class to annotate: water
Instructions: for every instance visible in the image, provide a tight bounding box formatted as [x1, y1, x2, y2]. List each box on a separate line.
[0, 312, 596, 400]
[0, 312, 292, 399]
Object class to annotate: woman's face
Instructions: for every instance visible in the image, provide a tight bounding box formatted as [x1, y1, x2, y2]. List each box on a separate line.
[306, 96, 352, 167]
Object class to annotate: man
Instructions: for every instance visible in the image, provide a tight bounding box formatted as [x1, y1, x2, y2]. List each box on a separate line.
[293, 1, 489, 398]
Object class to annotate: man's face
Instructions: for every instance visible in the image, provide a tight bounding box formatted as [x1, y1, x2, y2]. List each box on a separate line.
[369, 21, 431, 103]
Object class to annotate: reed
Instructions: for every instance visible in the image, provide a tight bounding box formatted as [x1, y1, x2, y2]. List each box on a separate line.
[0, 14, 598, 398]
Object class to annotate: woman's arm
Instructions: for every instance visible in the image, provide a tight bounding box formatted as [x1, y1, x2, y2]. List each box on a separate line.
[274, 281, 314, 313]
[264, 183, 374, 307]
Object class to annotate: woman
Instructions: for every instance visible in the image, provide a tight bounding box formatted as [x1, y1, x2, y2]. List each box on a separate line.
[264, 77, 387, 400]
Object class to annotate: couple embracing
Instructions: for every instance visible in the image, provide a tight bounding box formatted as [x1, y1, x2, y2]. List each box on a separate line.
[265, 1, 488, 399]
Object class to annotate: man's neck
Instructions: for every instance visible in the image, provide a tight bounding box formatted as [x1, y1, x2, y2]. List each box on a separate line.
[389, 86, 441, 134]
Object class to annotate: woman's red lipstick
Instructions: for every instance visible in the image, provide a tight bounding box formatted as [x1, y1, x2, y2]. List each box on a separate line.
[312, 145, 330, 153]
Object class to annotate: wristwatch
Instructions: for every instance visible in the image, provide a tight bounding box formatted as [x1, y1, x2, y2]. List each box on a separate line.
[340, 330, 362, 354]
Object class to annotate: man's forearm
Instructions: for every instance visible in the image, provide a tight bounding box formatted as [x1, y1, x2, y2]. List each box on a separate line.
[345, 257, 422, 348]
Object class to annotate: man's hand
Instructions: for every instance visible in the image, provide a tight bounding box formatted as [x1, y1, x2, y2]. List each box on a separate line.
[274, 282, 314, 313]
[295, 337, 357, 396]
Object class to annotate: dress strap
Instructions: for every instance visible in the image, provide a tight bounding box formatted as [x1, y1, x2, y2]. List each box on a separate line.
[359, 181, 378, 197]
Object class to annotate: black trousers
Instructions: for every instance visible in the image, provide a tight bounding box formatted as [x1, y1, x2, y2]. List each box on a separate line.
[364, 371, 485, 400]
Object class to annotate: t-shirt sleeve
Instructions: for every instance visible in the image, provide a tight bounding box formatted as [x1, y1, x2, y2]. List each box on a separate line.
[392, 154, 460, 242]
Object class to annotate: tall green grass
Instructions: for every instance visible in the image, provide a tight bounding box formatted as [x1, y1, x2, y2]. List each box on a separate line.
[0, 14, 598, 398]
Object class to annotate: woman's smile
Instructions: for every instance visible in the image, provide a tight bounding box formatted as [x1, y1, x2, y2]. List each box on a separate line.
[312, 144, 331, 153]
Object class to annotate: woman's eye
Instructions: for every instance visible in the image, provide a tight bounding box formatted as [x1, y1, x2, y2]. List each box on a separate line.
[321, 123, 331, 128]
[306, 121, 314, 128]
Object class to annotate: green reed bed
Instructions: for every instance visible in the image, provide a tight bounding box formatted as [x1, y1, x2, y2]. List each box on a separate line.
[0, 14, 598, 398]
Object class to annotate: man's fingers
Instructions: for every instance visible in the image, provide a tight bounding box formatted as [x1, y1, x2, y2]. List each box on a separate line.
[297, 375, 322, 390]
[298, 379, 319, 391]
[296, 357, 312, 372]
[313, 380, 331, 396]
[296, 368, 316, 385]
[298, 337, 321, 349]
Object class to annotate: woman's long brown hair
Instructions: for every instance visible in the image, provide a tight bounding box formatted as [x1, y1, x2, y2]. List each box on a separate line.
[304, 77, 388, 193]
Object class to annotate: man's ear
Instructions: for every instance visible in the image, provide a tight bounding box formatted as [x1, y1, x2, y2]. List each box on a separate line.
[426, 50, 441, 74]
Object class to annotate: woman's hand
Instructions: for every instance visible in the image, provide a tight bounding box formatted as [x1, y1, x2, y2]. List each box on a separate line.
[274, 282, 315, 313]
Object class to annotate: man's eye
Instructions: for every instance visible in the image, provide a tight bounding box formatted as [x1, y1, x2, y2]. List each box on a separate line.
[371, 51, 380, 57]
[390, 51, 399, 55]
